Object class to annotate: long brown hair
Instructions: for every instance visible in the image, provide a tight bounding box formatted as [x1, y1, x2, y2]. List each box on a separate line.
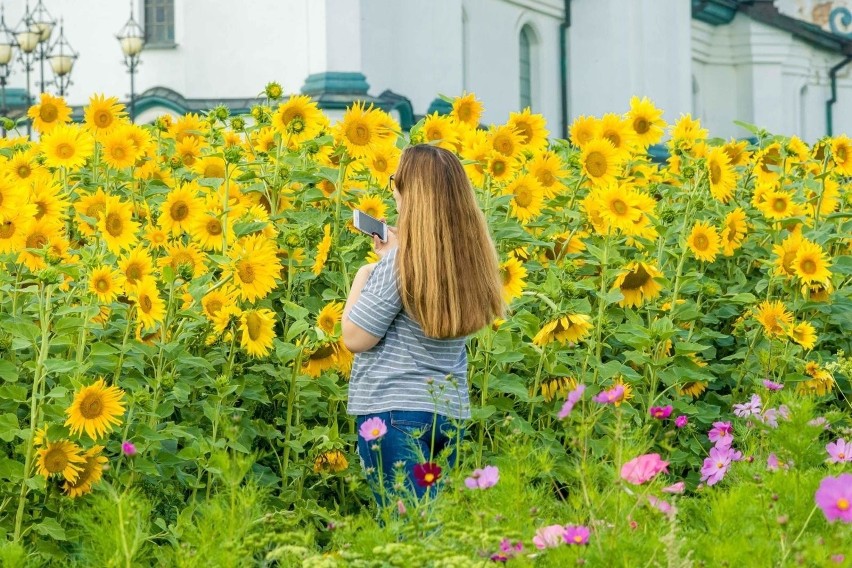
[394, 144, 504, 338]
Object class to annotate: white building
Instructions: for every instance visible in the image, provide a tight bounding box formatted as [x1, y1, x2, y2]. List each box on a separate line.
[1, 0, 852, 142]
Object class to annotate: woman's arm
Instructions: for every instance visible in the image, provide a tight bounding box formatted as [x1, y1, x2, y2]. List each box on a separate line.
[342, 263, 381, 353]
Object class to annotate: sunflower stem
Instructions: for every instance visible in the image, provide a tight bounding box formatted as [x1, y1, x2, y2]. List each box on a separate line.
[592, 235, 611, 382]
[13, 282, 53, 542]
[281, 347, 304, 483]
[527, 347, 547, 424]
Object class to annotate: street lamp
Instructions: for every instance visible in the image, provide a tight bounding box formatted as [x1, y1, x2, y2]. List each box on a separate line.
[116, 1, 145, 122]
[29, 0, 55, 94]
[0, 6, 17, 119]
[48, 19, 76, 97]
[15, 2, 40, 132]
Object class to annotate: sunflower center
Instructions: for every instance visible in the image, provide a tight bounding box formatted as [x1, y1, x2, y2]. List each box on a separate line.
[204, 163, 226, 178]
[289, 117, 306, 134]
[838, 498, 849, 511]
[40, 104, 59, 122]
[171, 252, 194, 271]
[457, 104, 472, 123]
[95, 278, 110, 293]
[44, 447, 69, 473]
[710, 162, 722, 185]
[611, 199, 628, 216]
[585, 151, 607, 178]
[56, 142, 75, 159]
[502, 267, 512, 285]
[171, 201, 190, 222]
[237, 260, 257, 283]
[86, 203, 105, 219]
[348, 123, 371, 146]
[35, 202, 47, 218]
[604, 131, 621, 148]
[801, 259, 816, 274]
[373, 157, 388, 171]
[0, 221, 15, 239]
[205, 298, 223, 316]
[94, 110, 113, 129]
[182, 153, 197, 166]
[514, 187, 533, 208]
[491, 160, 506, 176]
[633, 117, 650, 135]
[772, 198, 787, 212]
[837, 146, 847, 162]
[26, 233, 48, 249]
[105, 212, 124, 236]
[761, 148, 780, 172]
[126, 263, 143, 282]
[79, 392, 104, 419]
[246, 312, 263, 340]
[139, 294, 153, 313]
[725, 147, 742, 165]
[620, 264, 651, 290]
[693, 234, 709, 250]
[310, 344, 336, 360]
[206, 218, 223, 236]
[17, 164, 32, 178]
[539, 170, 555, 186]
[495, 136, 514, 156]
[516, 123, 533, 143]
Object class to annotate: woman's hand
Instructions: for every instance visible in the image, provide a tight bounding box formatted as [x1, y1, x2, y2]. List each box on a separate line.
[373, 221, 398, 259]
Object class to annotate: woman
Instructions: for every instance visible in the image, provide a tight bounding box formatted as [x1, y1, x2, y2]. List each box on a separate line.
[342, 144, 503, 505]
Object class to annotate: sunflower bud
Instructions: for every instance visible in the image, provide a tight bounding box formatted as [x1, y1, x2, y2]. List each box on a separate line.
[160, 373, 176, 389]
[264, 82, 283, 100]
[154, 115, 171, 132]
[224, 146, 243, 164]
[38, 267, 61, 285]
[1, 117, 15, 131]
[250, 105, 271, 124]
[230, 117, 246, 131]
[213, 105, 229, 122]
[284, 231, 301, 248]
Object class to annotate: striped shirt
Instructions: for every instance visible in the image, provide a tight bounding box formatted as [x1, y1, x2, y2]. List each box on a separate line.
[347, 248, 471, 419]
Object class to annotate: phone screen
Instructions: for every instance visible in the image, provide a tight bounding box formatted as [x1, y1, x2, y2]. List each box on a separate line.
[354, 210, 387, 242]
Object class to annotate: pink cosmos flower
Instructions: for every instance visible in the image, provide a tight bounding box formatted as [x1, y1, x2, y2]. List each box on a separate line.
[557, 384, 586, 420]
[733, 394, 761, 418]
[675, 415, 688, 428]
[620, 453, 669, 485]
[648, 495, 675, 516]
[809, 417, 829, 429]
[700, 446, 735, 486]
[396, 499, 407, 515]
[533, 524, 565, 549]
[826, 439, 852, 464]
[662, 481, 686, 494]
[708, 421, 733, 448]
[767, 453, 780, 471]
[490, 538, 523, 562]
[121, 441, 137, 456]
[562, 525, 590, 545]
[592, 385, 625, 405]
[465, 465, 500, 489]
[649, 405, 673, 420]
[763, 379, 783, 391]
[815, 474, 852, 523]
[359, 417, 387, 441]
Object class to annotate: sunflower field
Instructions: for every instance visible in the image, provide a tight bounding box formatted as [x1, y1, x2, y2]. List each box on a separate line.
[0, 85, 850, 566]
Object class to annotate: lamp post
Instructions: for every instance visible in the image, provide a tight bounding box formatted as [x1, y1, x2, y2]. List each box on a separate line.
[15, 2, 40, 133]
[0, 6, 17, 121]
[29, 0, 54, 94]
[116, 1, 145, 122]
[48, 19, 76, 97]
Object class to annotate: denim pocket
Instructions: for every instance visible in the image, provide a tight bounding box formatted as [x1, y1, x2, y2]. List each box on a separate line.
[389, 411, 433, 439]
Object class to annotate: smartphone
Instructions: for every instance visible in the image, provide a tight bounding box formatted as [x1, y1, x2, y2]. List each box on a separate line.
[352, 210, 388, 243]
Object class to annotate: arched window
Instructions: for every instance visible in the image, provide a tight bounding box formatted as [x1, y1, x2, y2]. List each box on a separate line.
[519, 25, 534, 110]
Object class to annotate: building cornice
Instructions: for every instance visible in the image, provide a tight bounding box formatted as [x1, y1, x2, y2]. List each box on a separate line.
[498, 0, 564, 19]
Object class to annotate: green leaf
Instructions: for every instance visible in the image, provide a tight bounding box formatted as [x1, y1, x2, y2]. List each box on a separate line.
[34, 518, 66, 541]
[0, 360, 17, 382]
[0, 413, 19, 441]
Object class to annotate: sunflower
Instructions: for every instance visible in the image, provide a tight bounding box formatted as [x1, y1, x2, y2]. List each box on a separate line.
[313, 450, 349, 474]
[722, 139, 751, 166]
[118, 247, 153, 289]
[793, 240, 831, 284]
[160, 184, 203, 235]
[503, 174, 544, 223]
[422, 112, 460, 151]
[686, 221, 721, 262]
[3, 148, 42, 185]
[353, 194, 387, 222]
[28, 176, 69, 224]
[158, 242, 208, 280]
[169, 113, 207, 143]
[252, 127, 278, 154]
[508, 108, 549, 152]
[626, 96, 665, 148]
[541, 230, 587, 265]
[488, 124, 524, 159]
[124, 123, 154, 156]
[805, 178, 840, 218]
[363, 145, 400, 187]
[721, 207, 748, 256]
[36, 440, 85, 482]
[222, 234, 281, 302]
[101, 127, 140, 169]
[16, 215, 57, 270]
[335, 102, 385, 158]
[88, 265, 124, 304]
[0, 207, 36, 254]
[272, 95, 325, 144]
[798, 362, 835, 396]
[569, 115, 598, 148]
[40, 124, 95, 170]
[500, 257, 527, 303]
[757, 189, 798, 220]
[98, 196, 139, 253]
[537, 376, 577, 403]
[706, 147, 736, 203]
[528, 151, 567, 198]
[239, 308, 276, 358]
[753, 144, 785, 186]
[486, 152, 517, 184]
[188, 210, 226, 252]
[0, 176, 28, 222]
[312, 224, 333, 276]
[65, 378, 126, 440]
[787, 321, 817, 350]
[317, 301, 345, 335]
[676, 381, 708, 399]
[669, 114, 707, 151]
[772, 229, 803, 277]
[84, 94, 126, 134]
[131, 277, 166, 330]
[27, 93, 72, 133]
[594, 183, 642, 233]
[597, 113, 636, 157]
[301, 340, 340, 378]
[143, 224, 169, 249]
[200, 287, 236, 322]
[802, 279, 833, 302]
[755, 300, 793, 337]
[532, 314, 593, 346]
[612, 261, 663, 308]
[830, 135, 852, 175]
[580, 138, 621, 187]
[63, 445, 108, 499]
[176, 136, 204, 167]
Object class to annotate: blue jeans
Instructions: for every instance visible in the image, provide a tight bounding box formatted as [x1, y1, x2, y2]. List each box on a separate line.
[356, 411, 464, 507]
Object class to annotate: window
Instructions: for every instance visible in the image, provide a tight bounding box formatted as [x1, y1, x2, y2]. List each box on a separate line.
[144, 0, 175, 46]
[519, 26, 533, 110]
